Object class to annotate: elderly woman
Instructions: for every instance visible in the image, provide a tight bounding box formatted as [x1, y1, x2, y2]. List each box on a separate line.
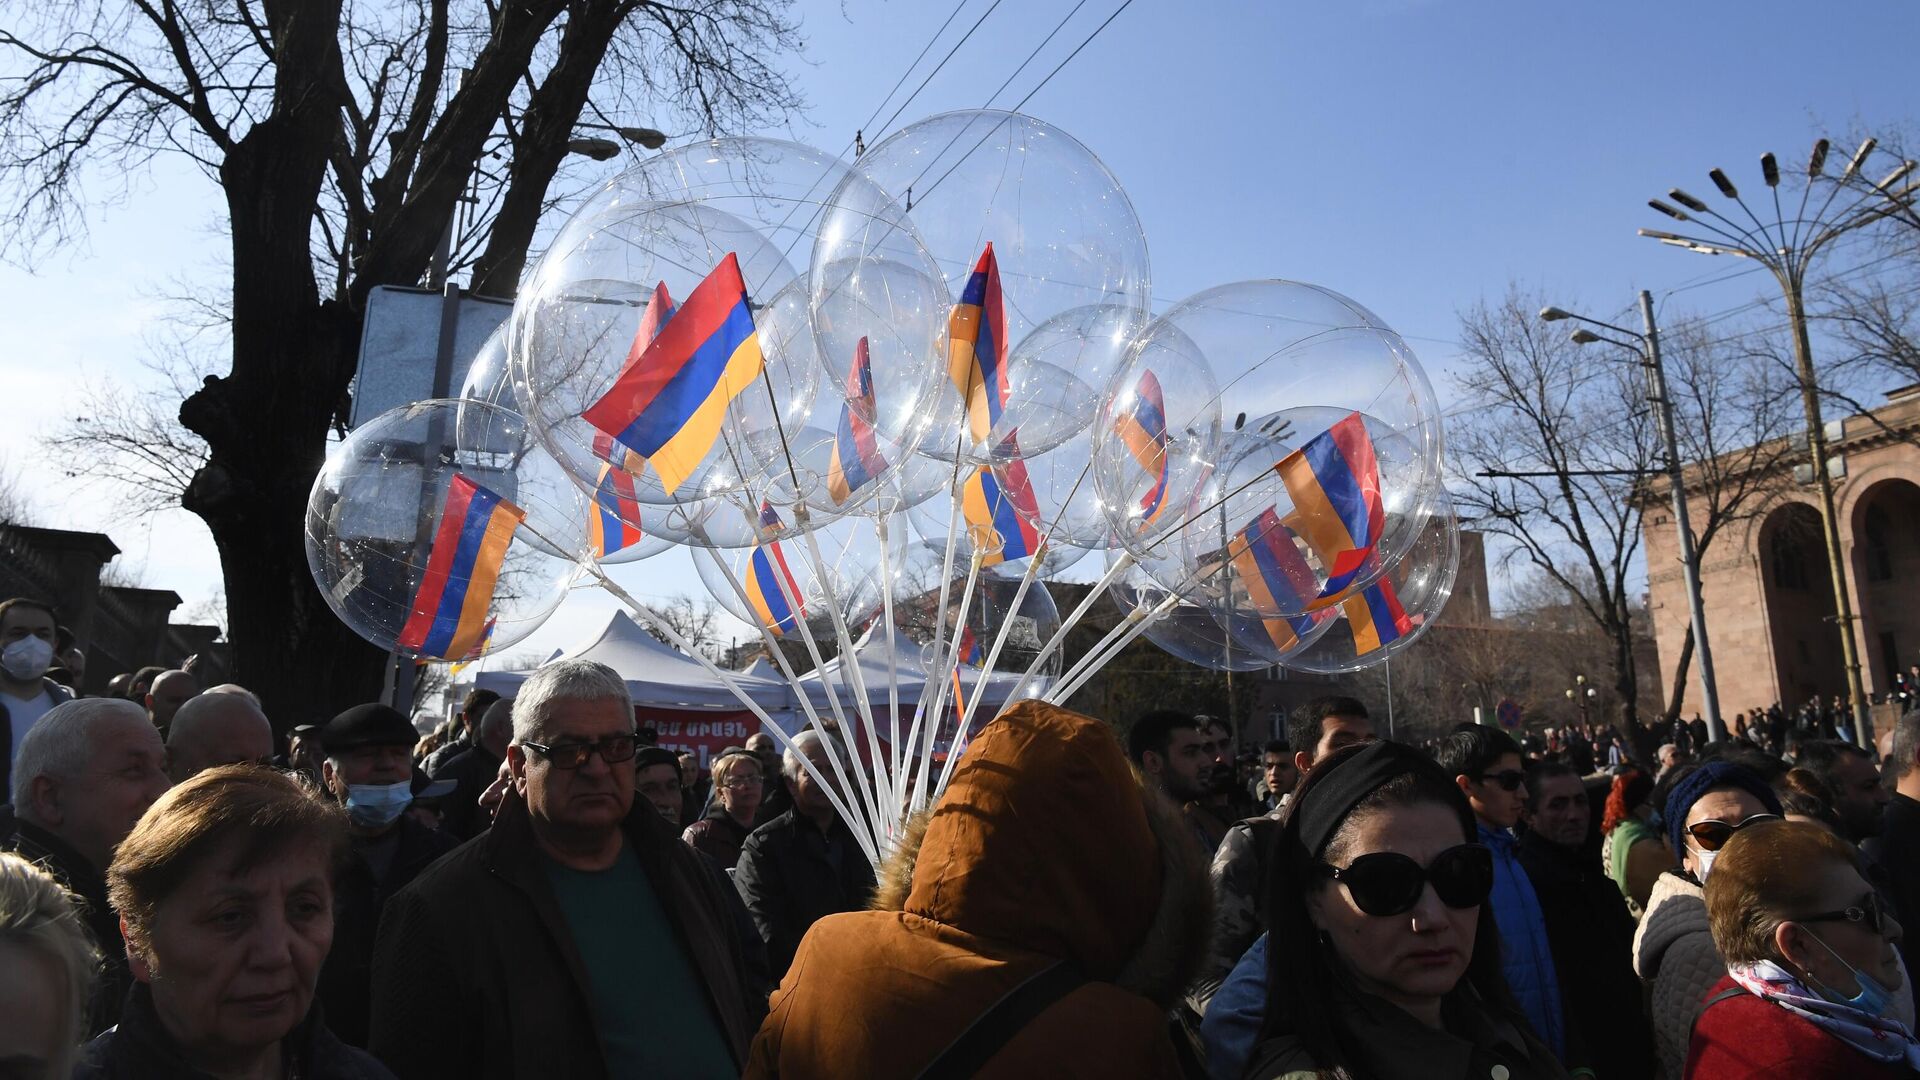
[76, 764, 393, 1079]
[0, 852, 100, 1080]
[683, 746, 764, 870]
[1690, 820, 1919, 1077]
[1210, 739, 1565, 1079]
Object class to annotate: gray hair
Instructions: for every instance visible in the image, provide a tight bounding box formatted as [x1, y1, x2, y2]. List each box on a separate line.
[12, 698, 148, 808]
[0, 852, 100, 1079]
[202, 683, 261, 707]
[783, 728, 846, 783]
[512, 660, 630, 743]
[1888, 710, 1920, 784]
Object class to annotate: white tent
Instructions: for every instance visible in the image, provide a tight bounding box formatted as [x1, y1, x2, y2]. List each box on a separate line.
[473, 610, 793, 715]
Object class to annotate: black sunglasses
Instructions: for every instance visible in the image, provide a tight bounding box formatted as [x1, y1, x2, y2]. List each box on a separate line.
[1684, 812, 1781, 852]
[1319, 843, 1495, 917]
[1797, 893, 1888, 935]
[1475, 769, 1526, 792]
[522, 734, 640, 770]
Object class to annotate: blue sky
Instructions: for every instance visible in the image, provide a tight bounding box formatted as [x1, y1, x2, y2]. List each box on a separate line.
[1, 0, 1913, 665]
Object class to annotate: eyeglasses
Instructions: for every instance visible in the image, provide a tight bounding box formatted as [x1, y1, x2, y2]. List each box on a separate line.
[1476, 769, 1526, 792]
[521, 735, 640, 770]
[1684, 812, 1781, 852]
[1319, 843, 1495, 917]
[719, 775, 764, 789]
[1797, 894, 1888, 935]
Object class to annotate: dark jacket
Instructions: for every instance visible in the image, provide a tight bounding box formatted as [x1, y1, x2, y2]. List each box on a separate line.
[419, 730, 470, 775]
[734, 807, 878, 980]
[428, 744, 501, 841]
[0, 676, 74, 798]
[317, 815, 459, 1048]
[753, 773, 794, 828]
[1517, 828, 1656, 1080]
[0, 804, 128, 1035]
[367, 788, 765, 1080]
[1685, 974, 1913, 1079]
[1863, 792, 1920, 976]
[683, 801, 755, 871]
[75, 983, 392, 1079]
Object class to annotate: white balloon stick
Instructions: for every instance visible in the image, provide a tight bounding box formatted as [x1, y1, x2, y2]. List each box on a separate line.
[898, 462, 967, 816]
[916, 546, 985, 807]
[875, 515, 904, 825]
[1047, 594, 1182, 705]
[794, 509, 894, 836]
[1003, 548, 1134, 705]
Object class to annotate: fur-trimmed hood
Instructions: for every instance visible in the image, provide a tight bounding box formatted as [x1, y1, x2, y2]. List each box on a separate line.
[868, 702, 1209, 1008]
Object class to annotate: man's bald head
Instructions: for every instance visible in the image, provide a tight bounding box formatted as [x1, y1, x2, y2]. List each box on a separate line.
[146, 669, 200, 731]
[165, 691, 273, 781]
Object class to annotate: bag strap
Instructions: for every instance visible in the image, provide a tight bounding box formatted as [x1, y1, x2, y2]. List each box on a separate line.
[917, 960, 1085, 1080]
[1689, 984, 1750, 1043]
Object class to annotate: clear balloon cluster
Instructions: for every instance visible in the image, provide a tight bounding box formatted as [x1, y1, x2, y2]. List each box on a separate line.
[304, 107, 1458, 720]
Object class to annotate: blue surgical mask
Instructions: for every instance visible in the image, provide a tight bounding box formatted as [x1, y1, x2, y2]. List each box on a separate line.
[1805, 929, 1899, 1018]
[344, 781, 414, 829]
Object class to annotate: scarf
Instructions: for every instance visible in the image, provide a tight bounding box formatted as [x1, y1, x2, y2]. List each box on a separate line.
[1726, 958, 1920, 1069]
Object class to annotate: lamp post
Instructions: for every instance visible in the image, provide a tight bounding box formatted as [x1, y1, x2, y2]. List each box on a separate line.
[1565, 673, 1595, 729]
[1637, 138, 1919, 747]
[1540, 298, 1723, 741]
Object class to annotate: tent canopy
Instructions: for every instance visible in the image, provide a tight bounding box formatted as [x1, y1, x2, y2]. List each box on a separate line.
[473, 610, 791, 713]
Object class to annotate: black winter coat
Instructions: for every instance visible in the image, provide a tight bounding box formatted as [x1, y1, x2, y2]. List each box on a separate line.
[427, 744, 501, 841]
[0, 805, 128, 1035]
[733, 808, 877, 980]
[316, 814, 458, 1048]
[75, 983, 392, 1080]
[1516, 828, 1655, 1080]
[367, 789, 766, 1080]
[682, 801, 754, 870]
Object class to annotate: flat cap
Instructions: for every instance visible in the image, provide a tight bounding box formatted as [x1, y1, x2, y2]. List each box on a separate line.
[321, 703, 417, 753]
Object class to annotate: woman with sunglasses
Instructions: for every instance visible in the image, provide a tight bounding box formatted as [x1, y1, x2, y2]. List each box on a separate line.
[1690, 819, 1919, 1077]
[1241, 739, 1568, 1079]
[1634, 761, 1785, 1080]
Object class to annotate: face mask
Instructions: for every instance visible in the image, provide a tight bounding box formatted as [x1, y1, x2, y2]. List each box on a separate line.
[344, 781, 414, 829]
[1, 636, 53, 681]
[1693, 846, 1718, 883]
[1803, 928, 1899, 1018]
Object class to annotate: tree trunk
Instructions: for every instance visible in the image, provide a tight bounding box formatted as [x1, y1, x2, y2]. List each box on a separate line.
[181, 0, 386, 728]
[1610, 617, 1650, 763]
[1665, 622, 1696, 728]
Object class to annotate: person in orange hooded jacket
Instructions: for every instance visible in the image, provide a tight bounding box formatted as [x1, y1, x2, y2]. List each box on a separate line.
[742, 699, 1211, 1079]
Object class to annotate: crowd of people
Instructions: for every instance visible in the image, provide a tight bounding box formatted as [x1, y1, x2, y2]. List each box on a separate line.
[4, 590, 1920, 1078]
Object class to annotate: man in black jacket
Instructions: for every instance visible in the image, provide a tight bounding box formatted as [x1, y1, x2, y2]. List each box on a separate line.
[734, 728, 877, 981]
[1865, 709, 1920, 974]
[429, 695, 512, 840]
[369, 660, 764, 1080]
[313, 703, 459, 1049]
[1517, 761, 1654, 1080]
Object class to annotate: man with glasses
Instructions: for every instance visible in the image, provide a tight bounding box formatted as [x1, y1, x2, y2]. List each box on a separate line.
[1437, 725, 1573, 1068]
[1633, 760, 1784, 1080]
[370, 660, 764, 1080]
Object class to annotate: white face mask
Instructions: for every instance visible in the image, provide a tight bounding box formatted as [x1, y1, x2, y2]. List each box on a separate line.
[1693, 846, 1718, 883]
[1, 636, 54, 682]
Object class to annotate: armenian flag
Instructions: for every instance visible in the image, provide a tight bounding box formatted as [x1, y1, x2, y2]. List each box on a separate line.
[580, 254, 763, 495]
[961, 460, 1041, 567]
[625, 281, 677, 371]
[1344, 578, 1416, 655]
[1274, 412, 1384, 609]
[397, 475, 525, 660]
[1227, 508, 1321, 653]
[744, 502, 805, 636]
[947, 243, 1010, 445]
[827, 337, 888, 505]
[587, 461, 644, 558]
[955, 625, 982, 666]
[1113, 368, 1170, 528]
[448, 618, 498, 676]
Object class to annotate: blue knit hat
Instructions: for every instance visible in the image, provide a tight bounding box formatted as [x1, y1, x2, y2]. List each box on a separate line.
[1666, 761, 1784, 854]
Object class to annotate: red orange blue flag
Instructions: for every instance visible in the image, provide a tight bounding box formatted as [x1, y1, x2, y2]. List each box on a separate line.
[947, 243, 1010, 446]
[1344, 578, 1416, 655]
[398, 475, 525, 660]
[744, 502, 805, 636]
[961, 460, 1041, 568]
[588, 461, 644, 558]
[1113, 368, 1170, 529]
[955, 625, 983, 666]
[1227, 508, 1325, 653]
[580, 254, 763, 495]
[827, 337, 888, 505]
[1274, 412, 1385, 610]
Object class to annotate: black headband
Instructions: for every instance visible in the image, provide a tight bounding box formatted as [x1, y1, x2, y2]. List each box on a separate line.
[1289, 739, 1454, 860]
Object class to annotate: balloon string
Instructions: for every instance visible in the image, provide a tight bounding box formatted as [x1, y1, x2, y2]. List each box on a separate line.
[547, 541, 881, 866]
[1047, 594, 1181, 705]
[899, 462, 968, 814]
[919, 547, 985, 806]
[1003, 548, 1134, 704]
[694, 524, 883, 856]
[875, 514, 905, 833]
[947, 540, 1045, 768]
[794, 507, 895, 843]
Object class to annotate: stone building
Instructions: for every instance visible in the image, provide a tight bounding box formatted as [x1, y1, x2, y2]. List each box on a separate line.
[1645, 385, 1920, 718]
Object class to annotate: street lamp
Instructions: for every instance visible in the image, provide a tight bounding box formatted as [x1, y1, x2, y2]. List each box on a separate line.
[1539, 296, 1724, 741]
[574, 121, 670, 150]
[1638, 138, 1920, 747]
[1565, 673, 1596, 729]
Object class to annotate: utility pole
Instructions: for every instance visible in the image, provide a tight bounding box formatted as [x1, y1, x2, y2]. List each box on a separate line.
[1638, 290, 1723, 740]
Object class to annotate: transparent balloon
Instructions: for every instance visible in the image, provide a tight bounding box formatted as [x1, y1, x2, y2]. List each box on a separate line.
[901, 456, 1087, 580]
[305, 400, 586, 662]
[818, 111, 1152, 464]
[1092, 315, 1224, 552]
[692, 499, 909, 638]
[1275, 503, 1460, 674]
[887, 542, 1063, 699]
[457, 323, 518, 413]
[1105, 549, 1279, 672]
[811, 254, 953, 459]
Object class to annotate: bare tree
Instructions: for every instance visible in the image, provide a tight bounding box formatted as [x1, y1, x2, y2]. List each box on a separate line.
[0, 2, 803, 721]
[0, 456, 30, 526]
[1451, 288, 1663, 742]
[637, 594, 726, 659]
[43, 346, 212, 518]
